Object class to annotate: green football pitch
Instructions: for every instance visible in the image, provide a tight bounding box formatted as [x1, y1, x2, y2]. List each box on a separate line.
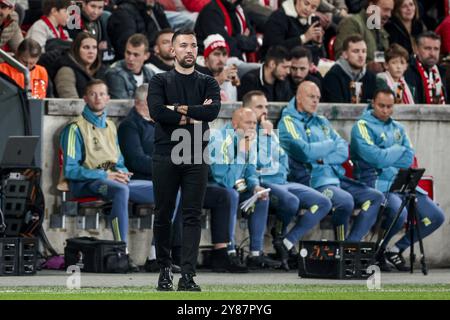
[0, 284, 449, 300]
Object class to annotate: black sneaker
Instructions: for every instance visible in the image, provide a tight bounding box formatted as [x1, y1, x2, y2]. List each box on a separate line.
[385, 251, 410, 272]
[177, 273, 201, 292]
[246, 254, 282, 270]
[227, 253, 249, 273]
[375, 250, 392, 272]
[143, 258, 159, 272]
[157, 267, 174, 291]
[287, 248, 299, 270]
[127, 256, 140, 273]
[272, 238, 290, 271]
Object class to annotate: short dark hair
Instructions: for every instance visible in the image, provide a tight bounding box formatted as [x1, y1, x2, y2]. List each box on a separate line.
[416, 31, 441, 46]
[17, 38, 42, 58]
[242, 90, 266, 108]
[373, 88, 395, 101]
[126, 33, 150, 52]
[385, 43, 409, 63]
[155, 28, 175, 43]
[342, 34, 365, 51]
[84, 79, 108, 95]
[42, 0, 71, 16]
[290, 46, 313, 62]
[265, 45, 291, 65]
[172, 29, 196, 44]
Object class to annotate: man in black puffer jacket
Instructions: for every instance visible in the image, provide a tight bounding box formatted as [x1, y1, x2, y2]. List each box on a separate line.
[107, 0, 170, 60]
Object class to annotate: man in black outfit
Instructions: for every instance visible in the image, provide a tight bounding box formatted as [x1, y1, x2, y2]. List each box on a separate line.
[238, 45, 293, 102]
[148, 29, 221, 292]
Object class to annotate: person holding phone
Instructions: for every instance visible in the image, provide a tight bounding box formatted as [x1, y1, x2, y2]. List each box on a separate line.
[261, 0, 325, 64]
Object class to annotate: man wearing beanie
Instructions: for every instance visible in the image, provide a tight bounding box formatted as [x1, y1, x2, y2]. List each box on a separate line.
[198, 33, 240, 102]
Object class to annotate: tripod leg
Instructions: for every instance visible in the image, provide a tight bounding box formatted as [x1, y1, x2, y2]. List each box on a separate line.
[408, 196, 415, 273]
[375, 196, 409, 256]
[410, 195, 428, 275]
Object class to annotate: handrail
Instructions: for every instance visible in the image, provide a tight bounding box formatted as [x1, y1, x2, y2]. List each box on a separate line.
[0, 48, 31, 99]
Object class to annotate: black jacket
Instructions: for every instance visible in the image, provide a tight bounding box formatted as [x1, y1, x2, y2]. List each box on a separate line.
[289, 72, 323, 95]
[322, 64, 377, 103]
[238, 66, 293, 102]
[261, 6, 326, 63]
[148, 69, 221, 158]
[118, 108, 155, 180]
[404, 57, 448, 104]
[385, 16, 424, 56]
[107, 0, 170, 60]
[195, 0, 257, 60]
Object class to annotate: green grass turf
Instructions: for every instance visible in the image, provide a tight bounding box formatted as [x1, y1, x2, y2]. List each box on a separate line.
[0, 284, 449, 300]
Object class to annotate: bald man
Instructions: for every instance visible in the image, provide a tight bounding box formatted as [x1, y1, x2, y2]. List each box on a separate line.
[209, 107, 281, 270]
[278, 81, 384, 242]
[243, 90, 332, 270]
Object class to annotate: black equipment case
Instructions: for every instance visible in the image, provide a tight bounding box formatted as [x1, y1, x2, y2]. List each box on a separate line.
[64, 237, 128, 273]
[298, 240, 375, 279]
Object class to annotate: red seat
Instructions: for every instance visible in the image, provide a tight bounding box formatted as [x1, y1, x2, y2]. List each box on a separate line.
[411, 156, 434, 200]
[57, 147, 105, 205]
[342, 159, 354, 179]
[327, 35, 337, 61]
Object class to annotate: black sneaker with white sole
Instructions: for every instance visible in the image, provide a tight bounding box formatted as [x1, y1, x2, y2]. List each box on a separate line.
[385, 251, 410, 272]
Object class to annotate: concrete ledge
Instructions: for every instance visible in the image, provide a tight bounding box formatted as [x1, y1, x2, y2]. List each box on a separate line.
[45, 99, 450, 121]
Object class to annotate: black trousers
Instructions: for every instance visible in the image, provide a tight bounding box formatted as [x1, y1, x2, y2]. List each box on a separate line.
[152, 154, 208, 275]
[203, 184, 232, 244]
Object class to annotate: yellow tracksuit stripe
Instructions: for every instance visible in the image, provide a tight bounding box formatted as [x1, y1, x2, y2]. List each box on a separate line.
[284, 117, 299, 139]
[358, 121, 374, 145]
[112, 217, 121, 241]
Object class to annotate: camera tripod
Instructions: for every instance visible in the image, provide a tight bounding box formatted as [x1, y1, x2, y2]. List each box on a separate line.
[375, 168, 428, 275]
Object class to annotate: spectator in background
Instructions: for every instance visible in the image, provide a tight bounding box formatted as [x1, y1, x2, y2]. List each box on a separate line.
[68, 0, 116, 64]
[181, 0, 210, 12]
[0, 38, 48, 99]
[261, 0, 325, 65]
[0, 0, 23, 52]
[107, 0, 170, 61]
[145, 28, 174, 74]
[105, 33, 154, 99]
[197, 34, 240, 102]
[384, 0, 425, 56]
[240, 0, 278, 33]
[54, 32, 108, 98]
[335, 0, 393, 73]
[238, 45, 292, 102]
[376, 44, 414, 103]
[435, 16, 450, 56]
[195, 0, 257, 62]
[323, 35, 376, 103]
[288, 45, 322, 94]
[26, 0, 71, 51]
[404, 31, 447, 104]
[318, 0, 348, 24]
[157, 0, 198, 31]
